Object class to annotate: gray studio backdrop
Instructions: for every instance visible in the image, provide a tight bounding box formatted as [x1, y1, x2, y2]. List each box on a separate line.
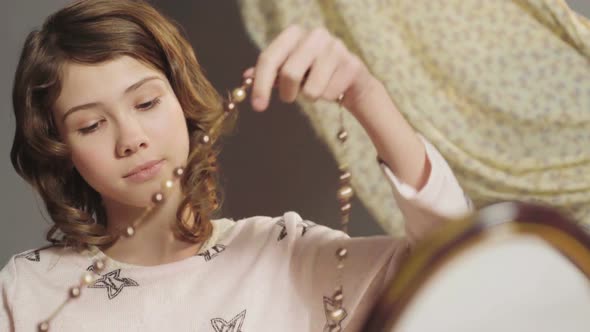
[1, 1, 589, 263]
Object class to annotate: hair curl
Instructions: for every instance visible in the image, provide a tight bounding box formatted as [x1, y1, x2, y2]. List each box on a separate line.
[10, 0, 236, 250]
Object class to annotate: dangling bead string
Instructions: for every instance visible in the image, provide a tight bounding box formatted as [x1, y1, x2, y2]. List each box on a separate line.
[37, 256, 109, 331]
[184, 77, 251, 166]
[37, 76, 254, 332]
[103, 165, 185, 243]
[36, 165, 188, 331]
[327, 93, 353, 329]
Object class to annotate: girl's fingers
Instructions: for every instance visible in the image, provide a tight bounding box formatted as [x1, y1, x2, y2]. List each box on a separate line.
[300, 39, 344, 101]
[321, 54, 362, 101]
[252, 25, 304, 111]
[242, 67, 255, 79]
[277, 28, 331, 103]
[249, 25, 362, 110]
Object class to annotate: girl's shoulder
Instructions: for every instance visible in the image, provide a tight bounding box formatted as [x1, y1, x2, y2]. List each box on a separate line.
[217, 211, 341, 249]
[1, 243, 96, 284]
[218, 211, 309, 239]
[6, 243, 72, 267]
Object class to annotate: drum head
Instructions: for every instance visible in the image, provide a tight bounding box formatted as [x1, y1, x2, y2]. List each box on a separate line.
[363, 202, 590, 332]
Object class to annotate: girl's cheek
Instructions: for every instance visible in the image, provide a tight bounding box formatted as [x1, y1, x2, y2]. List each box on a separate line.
[70, 138, 114, 175]
[146, 100, 181, 135]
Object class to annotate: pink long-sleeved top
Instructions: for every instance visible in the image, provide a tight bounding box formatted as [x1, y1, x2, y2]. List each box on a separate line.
[0, 137, 471, 331]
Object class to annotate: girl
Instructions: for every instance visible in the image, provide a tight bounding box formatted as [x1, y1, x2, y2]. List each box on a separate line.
[1, 0, 470, 331]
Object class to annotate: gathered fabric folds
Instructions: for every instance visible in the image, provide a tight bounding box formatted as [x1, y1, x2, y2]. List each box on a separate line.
[237, 0, 590, 234]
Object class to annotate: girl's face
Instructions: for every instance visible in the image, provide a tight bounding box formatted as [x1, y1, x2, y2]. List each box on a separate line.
[53, 56, 190, 207]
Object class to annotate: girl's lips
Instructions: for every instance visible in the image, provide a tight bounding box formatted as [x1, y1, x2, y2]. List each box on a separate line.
[124, 160, 164, 182]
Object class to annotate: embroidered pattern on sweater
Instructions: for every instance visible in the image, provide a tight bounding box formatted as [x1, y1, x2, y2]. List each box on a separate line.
[275, 218, 317, 241]
[14, 244, 56, 262]
[197, 244, 226, 261]
[323, 296, 347, 331]
[211, 309, 246, 332]
[15, 249, 40, 262]
[87, 269, 139, 299]
[86, 264, 100, 274]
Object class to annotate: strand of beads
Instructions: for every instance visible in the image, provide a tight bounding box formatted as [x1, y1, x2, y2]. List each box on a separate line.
[36, 76, 254, 331]
[84, 73, 253, 246]
[214, 76, 253, 137]
[37, 167, 185, 332]
[36, 258, 107, 332]
[190, 76, 252, 149]
[326, 95, 354, 331]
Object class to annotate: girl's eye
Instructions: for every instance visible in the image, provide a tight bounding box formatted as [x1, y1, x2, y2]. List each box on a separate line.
[136, 97, 161, 111]
[78, 120, 104, 135]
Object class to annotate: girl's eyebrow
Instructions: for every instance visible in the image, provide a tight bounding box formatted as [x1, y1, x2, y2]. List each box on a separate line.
[61, 75, 163, 123]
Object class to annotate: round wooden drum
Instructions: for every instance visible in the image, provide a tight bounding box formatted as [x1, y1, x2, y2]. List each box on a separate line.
[362, 202, 590, 332]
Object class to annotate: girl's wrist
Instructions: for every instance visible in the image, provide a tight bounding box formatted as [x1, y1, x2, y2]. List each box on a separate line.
[343, 75, 385, 119]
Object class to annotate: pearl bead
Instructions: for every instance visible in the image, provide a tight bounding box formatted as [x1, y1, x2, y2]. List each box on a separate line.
[173, 167, 184, 177]
[232, 87, 247, 103]
[333, 290, 344, 303]
[125, 226, 135, 237]
[226, 102, 236, 111]
[329, 325, 342, 332]
[340, 203, 351, 213]
[81, 272, 94, 285]
[337, 130, 348, 142]
[93, 259, 106, 272]
[152, 192, 164, 204]
[164, 180, 174, 189]
[244, 77, 253, 87]
[200, 134, 211, 144]
[69, 286, 81, 298]
[339, 171, 351, 183]
[336, 248, 348, 259]
[337, 186, 354, 201]
[38, 321, 50, 332]
[329, 308, 346, 321]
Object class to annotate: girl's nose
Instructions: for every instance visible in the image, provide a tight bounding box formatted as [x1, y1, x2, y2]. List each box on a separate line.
[116, 121, 149, 157]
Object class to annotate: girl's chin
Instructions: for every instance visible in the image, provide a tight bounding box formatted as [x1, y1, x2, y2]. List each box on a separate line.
[100, 182, 181, 209]
[117, 190, 181, 208]
[101, 193, 162, 210]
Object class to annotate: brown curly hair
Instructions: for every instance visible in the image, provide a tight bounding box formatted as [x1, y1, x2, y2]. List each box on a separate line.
[10, 0, 236, 250]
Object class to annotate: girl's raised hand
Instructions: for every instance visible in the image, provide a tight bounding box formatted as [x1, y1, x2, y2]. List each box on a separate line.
[246, 25, 374, 112]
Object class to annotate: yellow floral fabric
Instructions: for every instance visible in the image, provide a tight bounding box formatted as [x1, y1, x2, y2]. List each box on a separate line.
[237, 0, 590, 235]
